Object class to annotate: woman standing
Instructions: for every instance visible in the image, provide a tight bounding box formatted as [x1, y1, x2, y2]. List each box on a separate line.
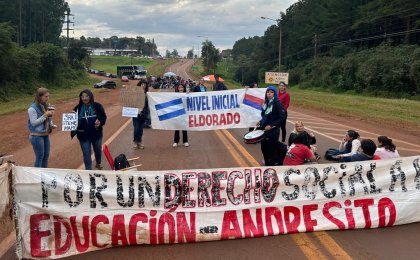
[173, 83, 189, 147]
[28, 87, 56, 167]
[375, 136, 400, 159]
[277, 81, 290, 143]
[73, 89, 107, 170]
[257, 86, 286, 166]
[133, 80, 149, 149]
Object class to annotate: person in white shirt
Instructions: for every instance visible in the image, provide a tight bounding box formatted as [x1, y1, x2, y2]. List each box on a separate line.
[335, 130, 361, 162]
[374, 136, 400, 159]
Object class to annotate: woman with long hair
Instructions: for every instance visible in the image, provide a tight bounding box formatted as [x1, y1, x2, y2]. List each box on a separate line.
[73, 89, 107, 170]
[28, 87, 56, 167]
[335, 130, 361, 162]
[375, 136, 400, 159]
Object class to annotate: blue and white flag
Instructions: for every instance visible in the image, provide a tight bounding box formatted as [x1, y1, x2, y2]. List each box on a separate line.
[155, 98, 186, 121]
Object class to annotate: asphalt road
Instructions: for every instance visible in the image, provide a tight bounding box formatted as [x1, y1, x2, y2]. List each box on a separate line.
[1, 59, 420, 260]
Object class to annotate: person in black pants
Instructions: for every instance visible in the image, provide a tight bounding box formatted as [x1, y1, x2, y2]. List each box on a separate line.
[173, 83, 189, 147]
[257, 86, 286, 166]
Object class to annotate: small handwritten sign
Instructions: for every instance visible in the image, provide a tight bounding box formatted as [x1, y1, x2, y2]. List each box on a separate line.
[122, 107, 139, 118]
[62, 113, 78, 131]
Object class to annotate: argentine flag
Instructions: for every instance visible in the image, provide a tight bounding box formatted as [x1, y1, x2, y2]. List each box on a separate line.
[155, 98, 186, 121]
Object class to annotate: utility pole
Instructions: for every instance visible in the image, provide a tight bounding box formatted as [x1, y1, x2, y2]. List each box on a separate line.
[18, 0, 22, 46]
[261, 15, 282, 72]
[63, 9, 74, 47]
[278, 20, 282, 72]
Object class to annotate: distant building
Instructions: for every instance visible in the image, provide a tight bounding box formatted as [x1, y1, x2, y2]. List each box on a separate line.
[90, 48, 139, 56]
[221, 49, 232, 59]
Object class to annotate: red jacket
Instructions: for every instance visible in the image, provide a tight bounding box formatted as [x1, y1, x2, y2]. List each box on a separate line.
[278, 91, 290, 111]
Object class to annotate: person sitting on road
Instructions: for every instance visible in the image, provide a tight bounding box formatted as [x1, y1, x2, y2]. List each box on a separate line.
[288, 121, 320, 160]
[283, 132, 316, 166]
[374, 136, 400, 159]
[348, 139, 377, 162]
[334, 130, 361, 162]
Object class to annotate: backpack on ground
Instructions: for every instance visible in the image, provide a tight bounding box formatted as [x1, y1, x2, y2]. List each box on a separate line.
[114, 154, 130, 170]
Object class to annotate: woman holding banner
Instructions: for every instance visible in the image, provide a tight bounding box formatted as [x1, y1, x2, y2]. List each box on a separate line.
[173, 83, 189, 147]
[72, 89, 107, 170]
[257, 86, 286, 166]
[28, 87, 57, 168]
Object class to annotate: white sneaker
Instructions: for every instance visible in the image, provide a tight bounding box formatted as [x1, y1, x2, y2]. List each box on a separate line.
[172, 143, 178, 147]
[183, 142, 189, 147]
[133, 142, 139, 149]
[139, 143, 145, 149]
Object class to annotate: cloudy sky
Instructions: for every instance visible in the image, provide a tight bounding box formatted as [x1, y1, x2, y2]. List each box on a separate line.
[64, 0, 297, 56]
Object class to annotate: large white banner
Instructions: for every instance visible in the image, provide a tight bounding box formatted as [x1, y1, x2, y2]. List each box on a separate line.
[14, 156, 420, 259]
[147, 89, 266, 130]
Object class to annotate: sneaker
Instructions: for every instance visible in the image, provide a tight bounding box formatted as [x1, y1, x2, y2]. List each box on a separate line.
[95, 164, 103, 170]
[139, 143, 145, 149]
[315, 155, 321, 161]
[172, 143, 178, 147]
[133, 142, 140, 149]
[183, 142, 189, 147]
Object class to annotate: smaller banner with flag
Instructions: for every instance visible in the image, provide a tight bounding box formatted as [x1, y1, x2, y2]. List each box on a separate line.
[147, 89, 266, 131]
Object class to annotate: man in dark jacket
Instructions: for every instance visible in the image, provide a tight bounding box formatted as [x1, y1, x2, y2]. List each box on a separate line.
[212, 75, 227, 91]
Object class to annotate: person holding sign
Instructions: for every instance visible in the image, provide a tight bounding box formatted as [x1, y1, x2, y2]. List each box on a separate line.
[132, 80, 149, 149]
[257, 86, 286, 166]
[27, 87, 57, 167]
[72, 89, 107, 170]
[277, 81, 290, 143]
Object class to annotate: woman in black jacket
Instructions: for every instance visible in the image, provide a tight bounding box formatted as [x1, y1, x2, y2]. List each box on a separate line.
[72, 89, 107, 170]
[257, 86, 286, 166]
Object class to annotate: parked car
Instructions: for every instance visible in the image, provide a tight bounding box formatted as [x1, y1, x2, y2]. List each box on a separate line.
[94, 80, 116, 89]
[97, 70, 106, 76]
[121, 76, 129, 82]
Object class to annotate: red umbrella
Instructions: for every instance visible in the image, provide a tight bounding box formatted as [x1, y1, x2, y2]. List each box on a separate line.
[201, 75, 224, 82]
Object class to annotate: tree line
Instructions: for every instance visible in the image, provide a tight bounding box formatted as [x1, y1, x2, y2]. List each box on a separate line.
[228, 0, 420, 97]
[0, 0, 89, 101]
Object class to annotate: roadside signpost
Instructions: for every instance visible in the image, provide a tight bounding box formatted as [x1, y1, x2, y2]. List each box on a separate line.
[265, 72, 289, 84]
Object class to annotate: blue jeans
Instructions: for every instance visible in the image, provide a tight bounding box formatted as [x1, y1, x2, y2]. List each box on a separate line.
[133, 116, 146, 143]
[79, 137, 102, 170]
[29, 135, 50, 168]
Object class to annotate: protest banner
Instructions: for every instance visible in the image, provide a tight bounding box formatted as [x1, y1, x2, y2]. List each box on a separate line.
[147, 89, 266, 131]
[61, 113, 78, 131]
[13, 156, 420, 258]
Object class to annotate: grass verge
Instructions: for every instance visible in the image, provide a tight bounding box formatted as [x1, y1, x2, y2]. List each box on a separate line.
[288, 87, 420, 131]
